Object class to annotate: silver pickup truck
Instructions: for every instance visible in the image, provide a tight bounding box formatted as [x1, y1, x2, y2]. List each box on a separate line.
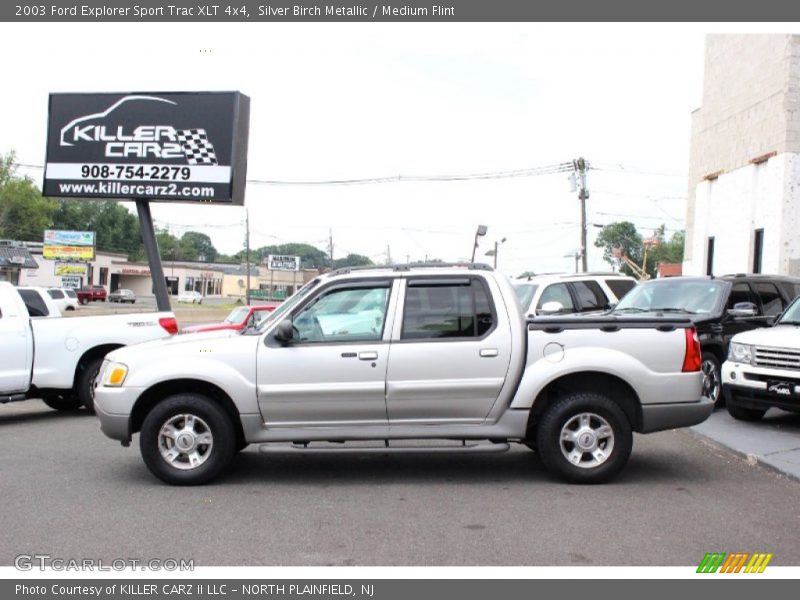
[94, 263, 713, 485]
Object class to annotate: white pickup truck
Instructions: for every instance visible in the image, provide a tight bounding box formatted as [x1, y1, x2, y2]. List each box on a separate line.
[94, 264, 714, 485]
[0, 281, 178, 412]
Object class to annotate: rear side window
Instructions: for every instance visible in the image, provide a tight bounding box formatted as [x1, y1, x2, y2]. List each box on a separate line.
[18, 289, 49, 317]
[754, 282, 785, 317]
[605, 278, 636, 300]
[402, 279, 495, 340]
[572, 281, 608, 311]
[727, 283, 759, 313]
[537, 283, 575, 313]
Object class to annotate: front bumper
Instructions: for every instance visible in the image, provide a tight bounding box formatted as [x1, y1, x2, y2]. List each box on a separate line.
[722, 360, 800, 413]
[94, 385, 143, 444]
[639, 397, 715, 433]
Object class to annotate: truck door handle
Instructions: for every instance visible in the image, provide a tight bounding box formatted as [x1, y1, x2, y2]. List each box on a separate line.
[479, 348, 498, 357]
[359, 351, 378, 361]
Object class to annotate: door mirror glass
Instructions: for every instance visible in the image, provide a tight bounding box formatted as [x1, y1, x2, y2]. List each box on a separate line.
[273, 319, 295, 343]
[727, 301, 758, 318]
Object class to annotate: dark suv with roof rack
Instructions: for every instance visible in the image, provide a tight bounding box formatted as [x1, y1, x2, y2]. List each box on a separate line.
[610, 274, 800, 405]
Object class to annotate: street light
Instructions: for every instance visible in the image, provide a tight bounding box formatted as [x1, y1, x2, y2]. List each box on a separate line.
[470, 225, 488, 263]
[485, 237, 507, 269]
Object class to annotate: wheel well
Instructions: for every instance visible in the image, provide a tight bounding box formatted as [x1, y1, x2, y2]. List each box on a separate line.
[525, 371, 643, 439]
[131, 379, 246, 448]
[73, 344, 124, 389]
[701, 345, 723, 364]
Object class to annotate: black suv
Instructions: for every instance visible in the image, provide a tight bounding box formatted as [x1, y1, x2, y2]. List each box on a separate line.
[611, 274, 800, 404]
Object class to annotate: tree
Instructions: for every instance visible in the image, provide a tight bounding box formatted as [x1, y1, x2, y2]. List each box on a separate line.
[179, 231, 217, 262]
[333, 253, 373, 268]
[595, 221, 684, 278]
[0, 152, 59, 241]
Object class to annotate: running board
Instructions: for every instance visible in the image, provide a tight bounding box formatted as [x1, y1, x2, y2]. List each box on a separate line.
[0, 393, 26, 404]
[258, 440, 511, 455]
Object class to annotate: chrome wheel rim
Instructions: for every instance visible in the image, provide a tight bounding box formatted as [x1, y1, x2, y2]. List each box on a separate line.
[158, 414, 214, 470]
[702, 359, 721, 402]
[559, 412, 615, 469]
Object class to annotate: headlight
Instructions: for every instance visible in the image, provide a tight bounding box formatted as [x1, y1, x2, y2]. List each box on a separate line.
[728, 342, 753, 365]
[102, 362, 128, 387]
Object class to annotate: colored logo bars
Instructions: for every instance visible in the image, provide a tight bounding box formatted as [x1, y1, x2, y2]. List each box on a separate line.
[697, 552, 773, 573]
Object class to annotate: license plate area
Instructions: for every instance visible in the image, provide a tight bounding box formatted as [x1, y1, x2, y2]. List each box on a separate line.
[766, 380, 796, 398]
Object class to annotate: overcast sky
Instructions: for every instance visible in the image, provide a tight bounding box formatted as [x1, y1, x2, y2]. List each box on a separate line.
[0, 23, 705, 275]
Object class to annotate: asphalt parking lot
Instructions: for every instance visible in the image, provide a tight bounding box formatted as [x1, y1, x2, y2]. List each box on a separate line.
[1, 401, 799, 566]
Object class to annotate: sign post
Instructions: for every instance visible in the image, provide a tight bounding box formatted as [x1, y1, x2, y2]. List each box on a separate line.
[42, 91, 250, 311]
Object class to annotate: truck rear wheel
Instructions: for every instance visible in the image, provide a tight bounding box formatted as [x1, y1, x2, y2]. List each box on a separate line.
[140, 394, 236, 485]
[536, 392, 632, 484]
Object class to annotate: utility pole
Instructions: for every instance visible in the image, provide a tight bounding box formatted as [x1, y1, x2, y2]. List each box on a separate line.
[573, 157, 589, 272]
[328, 228, 334, 269]
[245, 208, 251, 305]
[385, 245, 392, 265]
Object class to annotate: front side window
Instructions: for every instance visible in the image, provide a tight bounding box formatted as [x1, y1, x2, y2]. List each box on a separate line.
[48, 289, 65, 299]
[402, 279, 494, 340]
[293, 284, 390, 343]
[727, 283, 759, 312]
[537, 283, 575, 313]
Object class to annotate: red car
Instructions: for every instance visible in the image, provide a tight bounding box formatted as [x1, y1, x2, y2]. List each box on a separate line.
[182, 304, 277, 334]
[76, 285, 107, 305]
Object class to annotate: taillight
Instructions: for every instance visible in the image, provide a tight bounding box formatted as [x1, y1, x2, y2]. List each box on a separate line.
[682, 327, 702, 372]
[159, 317, 179, 335]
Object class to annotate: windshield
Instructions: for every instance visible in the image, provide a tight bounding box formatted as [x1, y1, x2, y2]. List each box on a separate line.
[514, 284, 538, 312]
[778, 298, 800, 324]
[249, 279, 321, 333]
[224, 307, 250, 324]
[614, 280, 726, 315]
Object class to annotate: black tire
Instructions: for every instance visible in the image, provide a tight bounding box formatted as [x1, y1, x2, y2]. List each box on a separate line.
[536, 392, 633, 484]
[702, 353, 723, 407]
[80, 297, 88, 305]
[42, 394, 82, 411]
[140, 394, 236, 485]
[77, 357, 104, 413]
[727, 402, 767, 422]
[66, 306, 75, 311]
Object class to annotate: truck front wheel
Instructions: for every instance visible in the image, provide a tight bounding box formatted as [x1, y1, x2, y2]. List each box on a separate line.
[536, 392, 633, 484]
[140, 394, 236, 485]
[42, 394, 82, 411]
[77, 357, 104, 413]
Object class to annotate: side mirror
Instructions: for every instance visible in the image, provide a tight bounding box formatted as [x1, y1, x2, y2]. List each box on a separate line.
[538, 301, 564, 315]
[274, 319, 294, 343]
[727, 302, 758, 318]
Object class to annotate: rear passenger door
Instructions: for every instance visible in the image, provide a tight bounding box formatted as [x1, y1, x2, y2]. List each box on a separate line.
[385, 276, 512, 424]
[753, 282, 788, 324]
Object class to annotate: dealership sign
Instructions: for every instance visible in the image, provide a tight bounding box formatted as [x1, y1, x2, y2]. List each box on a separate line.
[43, 92, 250, 205]
[267, 255, 301, 271]
[43, 230, 95, 261]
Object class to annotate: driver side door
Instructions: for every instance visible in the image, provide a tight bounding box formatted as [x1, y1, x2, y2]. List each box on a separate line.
[256, 280, 397, 427]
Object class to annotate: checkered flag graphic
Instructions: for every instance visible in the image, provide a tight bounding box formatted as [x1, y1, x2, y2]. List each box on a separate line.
[177, 129, 218, 165]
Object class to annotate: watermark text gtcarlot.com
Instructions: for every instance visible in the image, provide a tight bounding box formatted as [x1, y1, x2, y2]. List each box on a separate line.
[14, 554, 194, 571]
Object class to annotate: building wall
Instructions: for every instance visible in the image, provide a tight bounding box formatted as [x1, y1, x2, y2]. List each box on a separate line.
[685, 34, 800, 273]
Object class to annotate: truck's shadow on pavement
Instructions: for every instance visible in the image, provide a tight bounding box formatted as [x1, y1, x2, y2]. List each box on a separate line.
[0, 406, 93, 426]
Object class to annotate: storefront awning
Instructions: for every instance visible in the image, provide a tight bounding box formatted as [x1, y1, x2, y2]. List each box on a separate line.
[0, 246, 39, 269]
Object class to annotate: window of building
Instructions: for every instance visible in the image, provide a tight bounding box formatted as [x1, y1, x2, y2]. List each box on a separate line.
[753, 229, 764, 274]
[706, 237, 715, 276]
[754, 282, 785, 317]
[99, 267, 109, 286]
[402, 279, 495, 340]
[537, 283, 575, 313]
